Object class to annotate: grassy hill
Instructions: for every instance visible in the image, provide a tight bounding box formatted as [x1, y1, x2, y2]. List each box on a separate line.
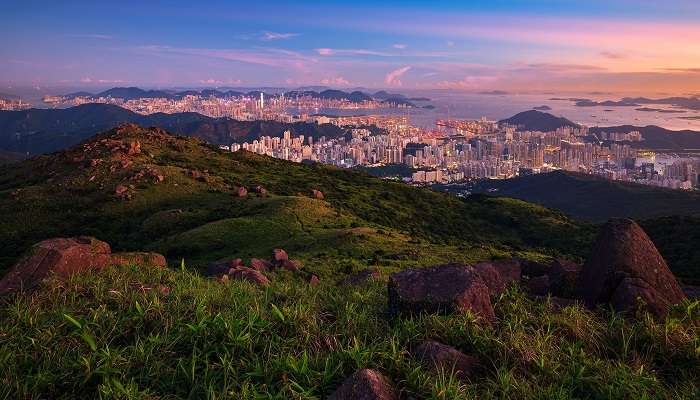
[0, 124, 592, 276]
[472, 171, 700, 283]
[0, 125, 697, 399]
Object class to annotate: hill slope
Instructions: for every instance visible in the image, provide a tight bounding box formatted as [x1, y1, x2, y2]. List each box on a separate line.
[0, 124, 592, 275]
[498, 110, 580, 131]
[0, 125, 697, 399]
[472, 170, 700, 282]
[0, 104, 348, 155]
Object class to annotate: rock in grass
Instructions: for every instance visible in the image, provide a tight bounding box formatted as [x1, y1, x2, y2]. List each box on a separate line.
[279, 259, 302, 272]
[388, 263, 494, 321]
[576, 219, 686, 318]
[341, 268, 381, 286]
[547, 259, 581, 298]
[0, 237, 169, 296]
[308, 273, 320, 286]
[229, 267, 270, 287]
[328, 369, 398, 400]
[206, 258, 244, 276]
[310, 189, 324, 199]
[472, 259, 521, 296]
[249, 258, 273, 272]
[235, 186, 248, 197]
[272, 248, 288, 264]
[413, 340, 483, 382]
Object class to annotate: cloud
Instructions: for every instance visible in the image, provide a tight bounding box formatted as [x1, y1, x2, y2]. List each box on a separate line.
[436, 75, 498, 89]
[260, 31, 299, 41]
[199, 78, 243, 85]
[393, 43, 407, 49]
[384, 66, 411, 86]
[315, 48, 392, 57]
[662, 68, 700, 73]
[320, 76, 350, 86]
[600, 51, 626, 60]
[525, 63, 607, 72]
[80, 77, 125, 84]
[69, 34, 113, 40]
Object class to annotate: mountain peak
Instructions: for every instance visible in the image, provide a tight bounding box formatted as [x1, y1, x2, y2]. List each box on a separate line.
[499, 110, 580, 132]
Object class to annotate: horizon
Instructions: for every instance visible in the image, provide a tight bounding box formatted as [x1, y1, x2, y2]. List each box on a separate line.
[2, 1, 700, 94]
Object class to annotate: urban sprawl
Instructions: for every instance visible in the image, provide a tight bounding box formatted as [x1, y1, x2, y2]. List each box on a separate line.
[36, 92, 700, 190]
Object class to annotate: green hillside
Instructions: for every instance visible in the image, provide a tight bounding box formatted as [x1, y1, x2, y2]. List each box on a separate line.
[0, 125, 697, 399]
[0, 124, 592, 275]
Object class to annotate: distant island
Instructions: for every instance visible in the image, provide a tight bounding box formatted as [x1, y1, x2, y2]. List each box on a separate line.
[568, 96, 700, 111]
[478, 90, 509, 95]
[533, 105, 552, 111]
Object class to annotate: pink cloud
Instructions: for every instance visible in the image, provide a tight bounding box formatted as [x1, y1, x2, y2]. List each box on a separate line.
[320, 76, 350, 85]
[384, 66, 411, 86]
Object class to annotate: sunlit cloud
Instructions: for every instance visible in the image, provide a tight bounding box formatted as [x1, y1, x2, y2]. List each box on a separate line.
[384, 66, 411, 86]
[199, 78, 243, 85]
[316, 48, 393, 57]
[320, 76, 350, 86]
[393, 43, 407, 49]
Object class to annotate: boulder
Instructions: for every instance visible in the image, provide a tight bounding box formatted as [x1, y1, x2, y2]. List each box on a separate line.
[0, 237, 112, 296]
[527, 275, 551, 296]
[548, 259, 581, 298]
[252, 185, 267, 194]
[575, 219, 686, 318]
[126, 140, 141, 156]
[328, 369, 398, 400]
[520, 259, 550, 278]
[341, 268, 381, 286]
[310, 189, 324, 200]
[206, 258, 244, 276]
[235, 186, 248, 197]
[279, 259, 302, 272]
[115, 184, 129, 195]
[110, 252, 167, 268]
[229, 267, 270, 287]
[472, 259, 521, 297]
[413, 340, 482, 382]
[249, 258, 273, 272]
[388, 264, 494, 321]
[272, 248, 288, 263]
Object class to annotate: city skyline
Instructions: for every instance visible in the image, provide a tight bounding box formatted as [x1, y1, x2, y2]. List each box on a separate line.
[2, 1, 700, 93]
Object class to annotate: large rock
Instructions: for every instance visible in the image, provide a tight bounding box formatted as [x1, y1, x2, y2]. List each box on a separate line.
[576, 219, 686, 317]
[328, 369, 398, 400]
[249, 258, 273, 272]
[472, 259, 521, 296]
[310, 189, 324, 200]
[413, 340, 482, 382]
[548, 259, 581, 298]
[0, 237, 112, 295]
[388, 264, 494, 321]
[272, 249, 288, 263]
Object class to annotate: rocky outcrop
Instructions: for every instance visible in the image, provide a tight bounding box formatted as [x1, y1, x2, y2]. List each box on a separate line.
[388, 264, 494, 321]
[413, 340, 482, 382]
[576, 219, 686, 317]
[328, 369, 398, 400]
[472, 259, 521, 297]
[0, 237, 166, 296]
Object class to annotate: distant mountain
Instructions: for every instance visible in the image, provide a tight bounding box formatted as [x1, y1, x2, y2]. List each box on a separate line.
[589, 125, 700, 150]
[372, 91, 406, 100]
[479, 90, 509, 95]
[472, 170, 700, 222]
[96, 87, 174, 100]
[499, 110, 580, 132]
[573, 96, 700, 111]
[0, 104, 349, 155]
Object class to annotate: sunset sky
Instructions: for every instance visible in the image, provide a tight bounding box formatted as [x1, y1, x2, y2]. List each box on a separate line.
[2, 0, 700, 93]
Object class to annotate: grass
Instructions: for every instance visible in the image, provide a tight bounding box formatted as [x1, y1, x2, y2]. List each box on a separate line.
[0, 264, 698, 399]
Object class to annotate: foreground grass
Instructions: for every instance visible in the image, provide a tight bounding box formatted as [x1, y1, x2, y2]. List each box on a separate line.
[1, 265, 698, 399]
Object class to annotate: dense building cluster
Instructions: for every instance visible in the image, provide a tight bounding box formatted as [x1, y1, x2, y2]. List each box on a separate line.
[225, 116, 699, 190]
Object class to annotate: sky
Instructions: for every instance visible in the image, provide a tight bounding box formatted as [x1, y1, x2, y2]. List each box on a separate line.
[2, 0, 700, 94]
